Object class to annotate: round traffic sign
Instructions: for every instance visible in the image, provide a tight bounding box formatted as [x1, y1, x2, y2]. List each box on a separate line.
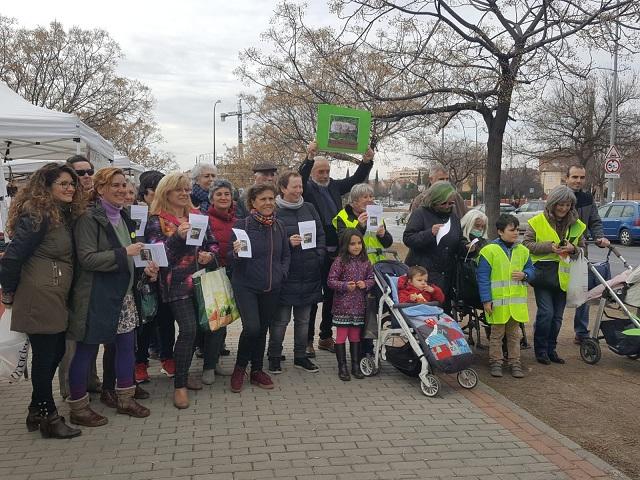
[605, 158, 620, 173]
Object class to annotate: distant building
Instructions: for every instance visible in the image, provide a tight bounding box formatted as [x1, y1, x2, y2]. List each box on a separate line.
[539, 152, 575, 194]
[389, 168, 420, 183]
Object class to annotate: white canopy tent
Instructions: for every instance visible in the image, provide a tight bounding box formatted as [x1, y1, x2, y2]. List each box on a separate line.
[0, 82, 114, 164]
[114, 155, 145, 178]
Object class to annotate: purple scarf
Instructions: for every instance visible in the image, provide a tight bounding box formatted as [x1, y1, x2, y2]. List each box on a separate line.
[100, 198, 123, 225]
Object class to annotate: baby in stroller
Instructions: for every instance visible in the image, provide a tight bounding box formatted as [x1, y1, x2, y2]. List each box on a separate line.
[397, 266, 445, 305]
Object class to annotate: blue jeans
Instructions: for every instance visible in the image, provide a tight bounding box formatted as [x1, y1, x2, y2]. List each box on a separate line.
[573, 303, 590, 339]
[533, 287, 567, 357]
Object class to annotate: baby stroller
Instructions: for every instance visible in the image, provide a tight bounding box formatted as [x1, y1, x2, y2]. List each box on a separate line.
[359, 260, 478, 397]
[580, 246, 640, 364]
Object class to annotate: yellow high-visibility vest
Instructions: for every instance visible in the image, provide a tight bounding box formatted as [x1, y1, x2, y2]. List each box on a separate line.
[332, 209, 386, 264]
[479, 243, 530, 325]
[528, 213, 586, 292]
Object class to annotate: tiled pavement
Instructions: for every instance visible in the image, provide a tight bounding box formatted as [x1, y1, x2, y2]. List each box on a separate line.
[0, 324, 630, 480]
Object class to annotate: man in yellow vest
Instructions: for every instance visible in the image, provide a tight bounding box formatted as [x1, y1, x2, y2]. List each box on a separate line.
[477, 214, 535, 378]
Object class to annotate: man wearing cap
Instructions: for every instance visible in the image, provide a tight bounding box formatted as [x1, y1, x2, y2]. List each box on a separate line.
[300, 141, 375, 355]
[235, 163, 278, 219]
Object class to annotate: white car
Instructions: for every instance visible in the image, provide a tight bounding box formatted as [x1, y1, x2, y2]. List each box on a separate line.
[514, 200, 546, 230]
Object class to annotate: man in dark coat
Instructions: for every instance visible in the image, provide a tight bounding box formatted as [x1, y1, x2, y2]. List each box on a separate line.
[299, 141, 374, 355]
[235, 163, 278, 219]
[566, 165, 610, 343]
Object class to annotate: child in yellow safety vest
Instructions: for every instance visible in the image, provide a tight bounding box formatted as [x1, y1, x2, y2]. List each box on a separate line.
[477, 214, 535, 379]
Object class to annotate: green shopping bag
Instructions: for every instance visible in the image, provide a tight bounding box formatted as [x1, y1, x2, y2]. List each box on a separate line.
[193, 267, 240, 331]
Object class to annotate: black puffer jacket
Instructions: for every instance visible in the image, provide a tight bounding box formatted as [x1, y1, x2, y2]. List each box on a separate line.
[403, 207, 466, 296]
[228, 215, 291, 293]
[276, 201, 326, 306]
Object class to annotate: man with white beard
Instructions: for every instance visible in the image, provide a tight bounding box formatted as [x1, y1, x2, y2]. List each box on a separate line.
[299, 141, 374, 356]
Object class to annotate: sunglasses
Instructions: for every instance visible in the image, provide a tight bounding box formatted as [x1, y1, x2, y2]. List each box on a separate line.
[74, 169, 94, 177]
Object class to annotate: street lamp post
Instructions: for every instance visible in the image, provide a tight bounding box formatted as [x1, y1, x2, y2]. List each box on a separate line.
[213, 100, 221, 165]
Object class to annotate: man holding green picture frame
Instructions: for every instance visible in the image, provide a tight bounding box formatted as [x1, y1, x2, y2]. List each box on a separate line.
[299, 139, 375, 357]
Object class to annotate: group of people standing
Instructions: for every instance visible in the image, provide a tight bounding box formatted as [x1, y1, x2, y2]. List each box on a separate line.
[1, 145, 608, 439]
[403, 163, 609, 378]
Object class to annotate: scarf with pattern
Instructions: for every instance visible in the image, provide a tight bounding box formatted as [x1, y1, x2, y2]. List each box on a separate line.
[251, 209, 275, 226]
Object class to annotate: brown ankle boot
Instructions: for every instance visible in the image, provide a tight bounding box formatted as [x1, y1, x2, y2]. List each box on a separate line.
[68, 394, 108, 427]
[134, 384, 150, 400]
[39, 409, 82, 439]
[116, 386, 150, 418]
[100, 389, 117, 409]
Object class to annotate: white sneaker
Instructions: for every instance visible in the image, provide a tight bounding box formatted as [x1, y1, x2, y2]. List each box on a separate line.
[202, 369, 215, 385]
[215, 364, 233, 376]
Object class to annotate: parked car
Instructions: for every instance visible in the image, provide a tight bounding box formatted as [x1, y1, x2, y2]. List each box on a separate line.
[597, 201, 640, 246]
[514, 200, 546, 230]
[474, 203, 516, 215]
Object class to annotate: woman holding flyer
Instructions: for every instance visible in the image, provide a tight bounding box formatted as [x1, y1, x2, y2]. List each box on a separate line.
[333, 183, 393, 264]
[67, 168, 158, 427]
[228, 184, 291, 393]
[403, 181, 468, 313]
[267, 172, 325, 374]
[145, 172, 219, 409]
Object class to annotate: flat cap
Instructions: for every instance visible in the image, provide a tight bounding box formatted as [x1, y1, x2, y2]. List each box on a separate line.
[252, 162, 278, 173]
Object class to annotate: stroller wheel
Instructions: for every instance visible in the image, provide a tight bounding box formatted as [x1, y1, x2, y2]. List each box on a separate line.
[420, 374, 440, 397]
[627, 354, 640, 360]
[580, 339, 601, 365]
[360, 356, 376, 376]
[457, 369, 478, 389]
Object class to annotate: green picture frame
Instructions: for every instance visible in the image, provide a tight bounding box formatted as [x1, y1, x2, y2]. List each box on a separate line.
[316, 104, 372, 154]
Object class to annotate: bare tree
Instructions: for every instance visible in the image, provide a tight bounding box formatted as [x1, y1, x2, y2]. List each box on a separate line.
[410, 135, 485, 188]
[0, 16, 175, 170]
[240, 0, 639, 230]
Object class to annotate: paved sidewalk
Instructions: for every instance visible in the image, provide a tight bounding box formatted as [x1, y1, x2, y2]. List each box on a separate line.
[0, 325, 630, 480]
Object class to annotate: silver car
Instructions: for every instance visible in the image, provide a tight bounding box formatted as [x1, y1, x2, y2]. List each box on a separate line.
[514, 200, 546, 230]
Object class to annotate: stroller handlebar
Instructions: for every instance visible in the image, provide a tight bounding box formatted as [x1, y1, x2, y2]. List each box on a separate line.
[606, 245, 631, 269]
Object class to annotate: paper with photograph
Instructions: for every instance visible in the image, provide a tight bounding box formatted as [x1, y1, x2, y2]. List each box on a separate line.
[298, 221, 317, 250]
[130, 204, 148, 237]
[134, 243, 169, 268]
[186, 213, 209, 246]
[232, 228, 252, 258]
[366, 204, 384, 232]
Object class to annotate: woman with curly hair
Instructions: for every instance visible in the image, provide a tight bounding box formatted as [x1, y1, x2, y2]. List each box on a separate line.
[66, 167, 157, 427]
[0, 163, 85, 439]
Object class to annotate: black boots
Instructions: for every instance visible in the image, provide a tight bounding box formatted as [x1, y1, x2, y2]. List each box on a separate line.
[35, 403, 81, 439]
[350, 342, 364, 379]
[26, 406, 42, 432]
[335, 343, 351, 381]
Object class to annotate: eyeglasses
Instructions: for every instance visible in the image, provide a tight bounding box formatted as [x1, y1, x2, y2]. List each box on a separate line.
[74, 169, 94, 177]
[173, 188, 192, 194]
[439, 201, 456, 206]
[53, 181, 77, 190]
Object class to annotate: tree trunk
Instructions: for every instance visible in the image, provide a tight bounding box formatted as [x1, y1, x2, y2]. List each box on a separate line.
[484, 106, 511, 236]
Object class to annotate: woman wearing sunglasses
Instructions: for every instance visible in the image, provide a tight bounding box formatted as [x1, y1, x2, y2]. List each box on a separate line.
[403, 181, 469, 312]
